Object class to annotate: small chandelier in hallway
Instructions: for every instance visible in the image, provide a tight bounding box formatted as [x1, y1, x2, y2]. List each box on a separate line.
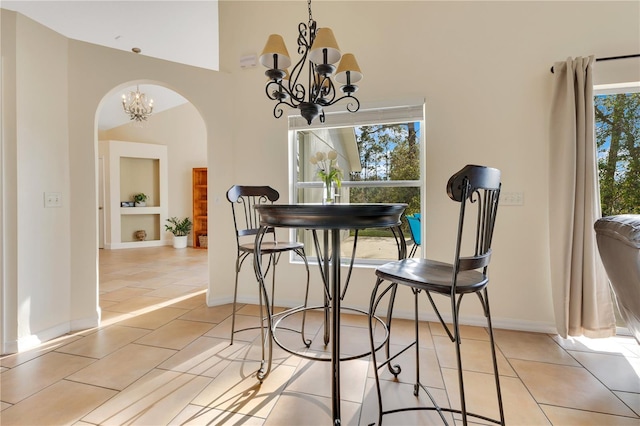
[122, 85, 154, 122]
[259, 0, 362, 125]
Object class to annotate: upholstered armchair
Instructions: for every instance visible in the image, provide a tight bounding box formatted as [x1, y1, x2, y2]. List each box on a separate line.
[594, 215, 640, 343]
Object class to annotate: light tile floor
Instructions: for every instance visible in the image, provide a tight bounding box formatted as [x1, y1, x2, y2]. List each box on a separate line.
[1, 246, 639, 425]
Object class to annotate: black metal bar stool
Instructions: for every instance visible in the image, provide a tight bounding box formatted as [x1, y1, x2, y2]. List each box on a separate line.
[367, 165, 505, 425]
[226, 185, 311, 381]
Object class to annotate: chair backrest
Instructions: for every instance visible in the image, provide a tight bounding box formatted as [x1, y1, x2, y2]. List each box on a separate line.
[446, 165, 501, 273]
[406, 214, 421, 246]
[226, 185, 279, 246]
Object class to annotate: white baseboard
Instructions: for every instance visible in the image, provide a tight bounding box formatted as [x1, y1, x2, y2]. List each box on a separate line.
[71, 315, 100, 332]
[207, 295, 559, 335]
[16, 322, 71, 352]
[4, 312, 101, 354]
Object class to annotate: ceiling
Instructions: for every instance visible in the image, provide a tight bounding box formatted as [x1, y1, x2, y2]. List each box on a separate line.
[2, 1, 219, 130]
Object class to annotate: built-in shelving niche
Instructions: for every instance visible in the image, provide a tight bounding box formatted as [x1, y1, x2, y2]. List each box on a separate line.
[99, 140, 168, 249]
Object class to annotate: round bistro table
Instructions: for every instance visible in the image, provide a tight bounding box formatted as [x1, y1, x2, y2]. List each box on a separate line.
[253, 203, 407, 425]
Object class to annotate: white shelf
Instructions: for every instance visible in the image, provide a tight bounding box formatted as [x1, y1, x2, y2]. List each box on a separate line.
[120, 207, 162, 215]
[107, 240, 168, 249]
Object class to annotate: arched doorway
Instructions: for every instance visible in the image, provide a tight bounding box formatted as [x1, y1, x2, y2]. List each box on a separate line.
[95, 81, 208, 323]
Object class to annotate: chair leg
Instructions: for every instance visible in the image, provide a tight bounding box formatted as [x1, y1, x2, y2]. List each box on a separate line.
[230, 256, 242, 345]
[253, 238, 274, 382]
[256, 262, 274, 383]
[368, 277, 385, 426]
[481, 289, 505, 425]
[452, 294, 469, 426]
[384, 283, 400, 377]
[413, 288, 420, 396]
[369, 285, 502, 425]
[297, 248, 312, 347]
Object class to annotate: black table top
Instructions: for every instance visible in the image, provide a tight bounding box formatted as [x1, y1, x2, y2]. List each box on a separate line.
[255, 203, 407, 230]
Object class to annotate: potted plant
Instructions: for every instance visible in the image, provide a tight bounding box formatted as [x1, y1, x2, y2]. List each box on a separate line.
[132, 193, 148, 207]
[165, 216, 192, 248]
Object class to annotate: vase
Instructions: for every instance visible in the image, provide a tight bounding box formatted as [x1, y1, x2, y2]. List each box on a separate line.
[322, 181, 337, 204]
[173, 235, 188, 249]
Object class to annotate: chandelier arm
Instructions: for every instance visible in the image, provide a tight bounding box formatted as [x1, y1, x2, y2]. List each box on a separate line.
[289, 21, 313, 106]
[265, 80, 296, 101]
[312, 74, 338, 106]
[297, 22, 312, 55]
[308, 62, 317, 104]
[325, 94, 361, 113]
[292, 84, 307, 103]
[273, 103, 284, 119]
[273, 99, 298, 119]
[289, 55, 308, 104]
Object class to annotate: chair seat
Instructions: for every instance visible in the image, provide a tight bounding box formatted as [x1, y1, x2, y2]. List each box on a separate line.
[240, 240, 304, 254]
[376, 258, 488, 295]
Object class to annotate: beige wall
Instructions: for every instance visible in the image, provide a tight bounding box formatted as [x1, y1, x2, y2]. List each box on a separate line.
[1, 12, 72, 349]
[2, 1, 639, 352]
[218, 1, 640, 331]
[1, 9, 235, 352]
[64, 40, 235, 341]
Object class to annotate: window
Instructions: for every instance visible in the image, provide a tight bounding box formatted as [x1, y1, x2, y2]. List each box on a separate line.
[289, 103, 425, 265]
[595, 83, 640, 216]
[594, 82, 640, 333]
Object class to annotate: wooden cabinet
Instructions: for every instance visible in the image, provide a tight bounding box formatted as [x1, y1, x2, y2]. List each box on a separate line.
[192, 168, 208, 249]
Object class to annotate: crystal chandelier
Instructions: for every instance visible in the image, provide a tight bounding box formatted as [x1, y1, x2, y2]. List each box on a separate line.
[260, 0, 362, 125]
[122, 85, 154, 122]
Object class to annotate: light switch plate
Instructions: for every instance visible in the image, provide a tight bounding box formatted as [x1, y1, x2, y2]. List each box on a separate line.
[44, 192, 62, 207]
[500, 192, 524, 206]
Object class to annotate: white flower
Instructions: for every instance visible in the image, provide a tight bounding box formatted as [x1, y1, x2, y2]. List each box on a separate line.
[310, 149, 342, 189]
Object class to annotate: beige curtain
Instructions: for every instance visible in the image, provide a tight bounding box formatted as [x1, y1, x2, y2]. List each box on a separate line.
[549, 56, 616, 339]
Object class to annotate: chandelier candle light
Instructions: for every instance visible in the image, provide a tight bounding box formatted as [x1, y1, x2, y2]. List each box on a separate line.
[122, 85, 154, 122]
[260, 0, 362, 125]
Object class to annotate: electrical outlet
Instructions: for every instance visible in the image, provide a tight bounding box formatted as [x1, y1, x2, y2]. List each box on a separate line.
[500, 191, 524, 206]
[44, 192, 62, 207]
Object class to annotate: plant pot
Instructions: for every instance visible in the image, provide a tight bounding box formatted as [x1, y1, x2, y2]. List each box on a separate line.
[135, 201, 146, 207]
[173, 235, 188, 249]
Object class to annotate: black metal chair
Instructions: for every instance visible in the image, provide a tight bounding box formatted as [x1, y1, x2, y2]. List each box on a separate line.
[226, 185, 311, 379]
[367, 165, 504, 425]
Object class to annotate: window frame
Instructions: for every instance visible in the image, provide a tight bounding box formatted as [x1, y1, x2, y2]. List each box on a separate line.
[287, 101, 426, 267]
[593, 81, 639, 336]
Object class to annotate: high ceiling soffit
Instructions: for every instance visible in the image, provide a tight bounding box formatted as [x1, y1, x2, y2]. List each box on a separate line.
[2, 1, 219, 71]
[2, 1, 217, 130]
